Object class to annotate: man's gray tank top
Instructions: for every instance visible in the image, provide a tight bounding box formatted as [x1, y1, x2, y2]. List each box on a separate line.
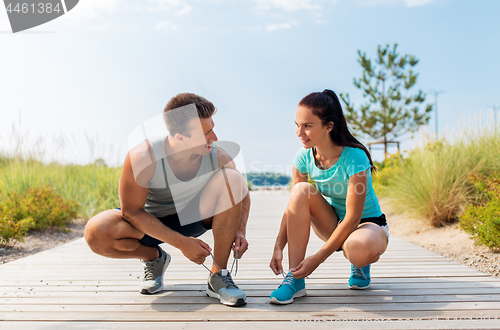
[143, 135, 218, 218]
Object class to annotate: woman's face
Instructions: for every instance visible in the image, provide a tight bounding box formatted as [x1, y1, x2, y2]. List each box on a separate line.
[295, 105, 330, 149]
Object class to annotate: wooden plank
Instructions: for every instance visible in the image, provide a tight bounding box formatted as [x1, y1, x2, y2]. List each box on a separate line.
[1, 190, 500, 329]
[1, 309, 500, 322]
[1, 320, 500, 330]
[2, 294, 500, 305]
[3, 301, 500, 313]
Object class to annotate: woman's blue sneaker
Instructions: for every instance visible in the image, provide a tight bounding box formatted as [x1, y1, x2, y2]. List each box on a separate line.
[349, 264, 371, 289]
[269, 271, 306, 304]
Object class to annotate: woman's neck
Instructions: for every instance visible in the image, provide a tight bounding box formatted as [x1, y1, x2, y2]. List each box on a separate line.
[314, 136, 343, 161]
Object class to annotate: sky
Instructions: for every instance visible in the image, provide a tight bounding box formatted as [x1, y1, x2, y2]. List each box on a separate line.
[1, 0, 499, 175]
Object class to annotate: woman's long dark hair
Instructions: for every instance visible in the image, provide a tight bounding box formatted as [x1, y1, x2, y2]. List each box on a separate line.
[299, 89, 377, 173]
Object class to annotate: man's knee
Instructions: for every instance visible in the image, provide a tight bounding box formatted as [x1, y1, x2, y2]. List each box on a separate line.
[84, 211, 120, 255]
[211, 168, 248, 201]
[85, 217, 105, 254]
[85, 219, 100, 253]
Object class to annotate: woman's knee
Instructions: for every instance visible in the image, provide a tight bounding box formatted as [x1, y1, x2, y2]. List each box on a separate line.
[344, 247, 374, 267]
[290, 182, 316, 202]
[343, 231, 387, 266]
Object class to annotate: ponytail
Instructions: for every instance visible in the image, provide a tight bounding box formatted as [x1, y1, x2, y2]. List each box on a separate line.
[299, 89, 377, 173]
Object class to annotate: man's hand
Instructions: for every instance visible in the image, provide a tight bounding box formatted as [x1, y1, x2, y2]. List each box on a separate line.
[270, 248, 284, 275]
[180, 237, 211, 264]
[290, 253, 321, 279]
[232, 232, 248, 259]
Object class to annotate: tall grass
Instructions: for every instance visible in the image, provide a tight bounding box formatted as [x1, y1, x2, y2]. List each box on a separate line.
[381, 124, 500, 227]
[0, 125, 122, 220]
[0, 157, 121, 220]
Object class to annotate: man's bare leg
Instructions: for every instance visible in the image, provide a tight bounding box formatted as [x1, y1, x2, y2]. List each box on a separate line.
[85, 209, 159, 261]
[199, 168, 247, 274]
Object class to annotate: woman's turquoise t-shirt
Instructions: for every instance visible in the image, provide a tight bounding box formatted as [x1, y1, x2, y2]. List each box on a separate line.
[293, 146, 382, 220]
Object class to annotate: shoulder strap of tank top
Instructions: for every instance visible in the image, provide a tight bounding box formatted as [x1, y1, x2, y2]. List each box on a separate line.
[160, 158, 169, 188]
[209, 152, 216, 171]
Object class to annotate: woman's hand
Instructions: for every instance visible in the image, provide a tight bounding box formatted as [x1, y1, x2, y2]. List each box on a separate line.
[290, 253, 322, 279]
[270, 248, 284, 275]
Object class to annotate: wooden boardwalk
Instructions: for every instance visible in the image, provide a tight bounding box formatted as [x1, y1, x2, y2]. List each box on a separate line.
[1, 190, 500, 329]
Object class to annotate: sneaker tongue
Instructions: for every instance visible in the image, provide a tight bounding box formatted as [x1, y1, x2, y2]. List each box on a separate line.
[220, 269, 229, 276]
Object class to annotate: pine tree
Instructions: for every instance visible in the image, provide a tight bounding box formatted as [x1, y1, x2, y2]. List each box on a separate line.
[340, 43, 432, 158]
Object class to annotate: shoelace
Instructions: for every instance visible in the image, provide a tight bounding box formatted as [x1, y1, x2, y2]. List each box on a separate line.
[280, 272, 295, 286]
[352, 265, 367, 279]
[219, 271, 238, 289]
[143, 260, 157, 281]
[201, 249, 239, 276]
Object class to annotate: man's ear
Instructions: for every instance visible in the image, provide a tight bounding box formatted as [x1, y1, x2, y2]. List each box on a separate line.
[174, 133, 185, 141]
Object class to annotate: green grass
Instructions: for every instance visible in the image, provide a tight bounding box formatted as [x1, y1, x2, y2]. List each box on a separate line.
[0, 156, 121, 220]
[375, 126, 500, 227]
[0, 128, 122, 246]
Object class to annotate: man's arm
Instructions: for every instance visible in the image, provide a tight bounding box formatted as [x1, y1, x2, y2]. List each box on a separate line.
[120, 142, 211, 264]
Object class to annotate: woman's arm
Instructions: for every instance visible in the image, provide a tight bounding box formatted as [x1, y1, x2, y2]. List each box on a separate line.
[316, 170, 367, 261]
[291, 170, 367, 278]
[270, 166, 308, 274]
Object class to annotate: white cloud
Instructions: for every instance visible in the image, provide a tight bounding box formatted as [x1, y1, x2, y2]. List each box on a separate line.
[267, 20, 298, 31]
[176, 5, 193, 16]
[357, 0, 438, 7]
[156, 20, 178, 31]
[149, 0, 184, 11]
[0, 17, 10, 31]
[62, 0, 127, 25]
[71, 0, 125, 17]
[404, 0, 436, 7]
[255, 0, 322, 11]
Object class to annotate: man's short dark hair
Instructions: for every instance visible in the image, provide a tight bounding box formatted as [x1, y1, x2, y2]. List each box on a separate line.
[163, 93, 216, 136]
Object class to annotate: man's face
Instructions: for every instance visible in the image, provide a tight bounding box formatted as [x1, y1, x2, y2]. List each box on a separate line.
[182, 116, 218, 155]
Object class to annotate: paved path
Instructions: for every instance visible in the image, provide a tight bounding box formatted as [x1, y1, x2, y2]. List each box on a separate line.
[1, 190, 500, 329]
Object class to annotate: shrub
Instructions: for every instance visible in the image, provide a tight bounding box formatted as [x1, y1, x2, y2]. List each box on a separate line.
[382, 126, 499, 227]
[0, 216, 34, 247]
[459, 171, 500, 252]
[0, 159, 120, 219]
[0, 185, 79, 232]
[372, 152, 407, 196]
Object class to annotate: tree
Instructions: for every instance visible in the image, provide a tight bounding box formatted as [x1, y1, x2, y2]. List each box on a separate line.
[340, 43, 433, 158]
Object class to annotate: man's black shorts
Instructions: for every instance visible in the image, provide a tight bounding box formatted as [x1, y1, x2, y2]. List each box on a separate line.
[117, 192, 211, 248]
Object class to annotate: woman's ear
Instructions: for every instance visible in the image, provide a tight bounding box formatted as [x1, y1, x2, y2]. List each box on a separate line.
[327, 122, 334, 132]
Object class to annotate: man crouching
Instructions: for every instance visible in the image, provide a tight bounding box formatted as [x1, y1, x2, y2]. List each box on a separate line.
[84, 93, 250, 306]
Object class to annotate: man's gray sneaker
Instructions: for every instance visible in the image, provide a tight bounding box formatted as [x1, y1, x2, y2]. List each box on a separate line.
[140, 247, 171, 294]
[206, 269, 246, 306]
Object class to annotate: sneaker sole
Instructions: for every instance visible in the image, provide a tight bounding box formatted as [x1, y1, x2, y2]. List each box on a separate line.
[269, 288, 307, 305]
[206, 287, 247, 307]
[140, 252, 171, 295]
[349, 283, 370, 290]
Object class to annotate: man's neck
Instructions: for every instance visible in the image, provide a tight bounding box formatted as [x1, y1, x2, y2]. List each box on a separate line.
[165, 136, 201, 164]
